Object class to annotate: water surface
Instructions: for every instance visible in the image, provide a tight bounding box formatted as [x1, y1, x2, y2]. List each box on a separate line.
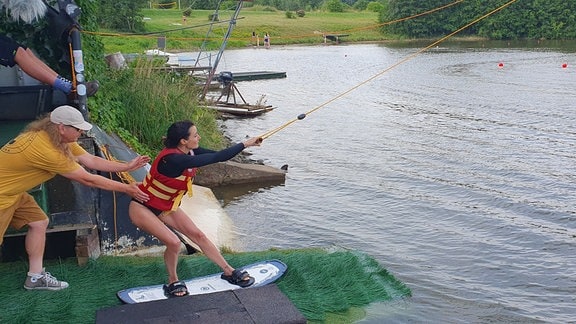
[185, 41, 576, 323]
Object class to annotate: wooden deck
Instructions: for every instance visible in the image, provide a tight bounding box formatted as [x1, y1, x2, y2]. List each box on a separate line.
[204, 102, 275, 117]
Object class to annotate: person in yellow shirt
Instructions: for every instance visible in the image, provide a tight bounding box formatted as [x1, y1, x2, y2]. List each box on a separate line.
[0, 105, 150, 291]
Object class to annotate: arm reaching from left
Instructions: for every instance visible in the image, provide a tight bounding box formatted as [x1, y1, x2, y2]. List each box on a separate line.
[77, 153, 150, 172]
[61, 167, 149, 202]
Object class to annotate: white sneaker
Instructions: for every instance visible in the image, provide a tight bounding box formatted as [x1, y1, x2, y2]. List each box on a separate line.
[24, 269, 69, 291]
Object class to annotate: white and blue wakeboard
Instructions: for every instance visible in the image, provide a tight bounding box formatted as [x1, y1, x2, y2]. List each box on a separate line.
[117, 259, 287, 304]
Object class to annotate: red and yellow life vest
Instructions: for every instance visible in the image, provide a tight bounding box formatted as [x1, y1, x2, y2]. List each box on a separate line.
[139, 148, 197, 211]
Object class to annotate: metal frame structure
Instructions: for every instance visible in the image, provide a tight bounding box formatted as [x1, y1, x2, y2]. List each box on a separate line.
[194, 0, 247, 98]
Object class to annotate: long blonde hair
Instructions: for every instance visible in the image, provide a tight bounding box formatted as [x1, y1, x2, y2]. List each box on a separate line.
[24, 114, 75, 161]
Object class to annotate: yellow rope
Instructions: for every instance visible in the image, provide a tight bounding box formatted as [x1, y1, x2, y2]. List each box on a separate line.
[260, 0, 518, 140]
[98, 145, 119, 253]
[100, 144, 137, 184]
[100, 144, 140, 254]
[151, 2, 177, 9]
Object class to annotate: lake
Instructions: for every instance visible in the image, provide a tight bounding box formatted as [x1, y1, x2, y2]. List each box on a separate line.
[183, 41, 575, 323]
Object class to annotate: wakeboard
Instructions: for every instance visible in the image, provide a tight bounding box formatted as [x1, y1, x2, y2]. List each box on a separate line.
[117, 259, 287, 304]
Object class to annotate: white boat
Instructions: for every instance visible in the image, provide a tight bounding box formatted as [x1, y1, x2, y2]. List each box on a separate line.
[144, 49, 179, 66]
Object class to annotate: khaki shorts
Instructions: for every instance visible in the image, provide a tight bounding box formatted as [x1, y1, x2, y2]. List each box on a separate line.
[0, 193, 48, 245]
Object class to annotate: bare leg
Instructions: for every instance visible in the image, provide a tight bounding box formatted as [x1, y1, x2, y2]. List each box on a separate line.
[129, 202, 185, 292]
[162, 208, 235, 276]
[13, 47, 59, 86]
[25, 218, 49, 274]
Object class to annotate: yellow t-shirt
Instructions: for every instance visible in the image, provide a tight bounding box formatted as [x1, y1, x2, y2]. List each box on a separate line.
[0, 130, 86, 209]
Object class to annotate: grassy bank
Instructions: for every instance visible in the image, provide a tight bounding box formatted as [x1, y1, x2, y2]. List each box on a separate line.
[0, 248, 411, 323]
[90, 58, 225, 156]
[99, 8, 384, 54]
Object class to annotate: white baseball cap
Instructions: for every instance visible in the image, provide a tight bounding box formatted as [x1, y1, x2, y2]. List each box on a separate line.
[50, 105, 93, 131]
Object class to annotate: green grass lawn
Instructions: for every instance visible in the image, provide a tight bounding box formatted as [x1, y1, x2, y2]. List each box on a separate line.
[0, 248, 411, 323]
[98, 8, 385, 53]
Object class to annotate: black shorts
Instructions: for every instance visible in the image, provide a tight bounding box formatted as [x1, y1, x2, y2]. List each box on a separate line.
[0, 34, 26, 67]
[131, 199, 164, 216]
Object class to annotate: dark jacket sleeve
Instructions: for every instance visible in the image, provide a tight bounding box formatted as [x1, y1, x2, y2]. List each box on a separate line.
[157, 143, 245, 177]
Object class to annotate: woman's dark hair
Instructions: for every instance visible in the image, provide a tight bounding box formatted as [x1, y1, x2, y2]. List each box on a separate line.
[164, 120, 195, 148]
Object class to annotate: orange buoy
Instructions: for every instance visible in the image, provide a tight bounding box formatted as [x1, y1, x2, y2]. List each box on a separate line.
[498, 62, 504, 68]
[562, 63, 568, 68]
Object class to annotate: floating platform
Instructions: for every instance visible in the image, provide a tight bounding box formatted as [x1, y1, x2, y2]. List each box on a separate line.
[199, 71, 286, 84]
[96, 284, 306, 324]
[143, 68, 286, 84]
[230, 71, 286, 81]
[205, 102, 275, 117]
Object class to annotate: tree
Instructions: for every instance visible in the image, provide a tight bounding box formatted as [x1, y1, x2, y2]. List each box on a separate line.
[353, 0, 370, 11]
[326, 0, 345, 12]
[366, 2, 384, 12]
[381, 0, 576, 40]
[98, 0, 148, 32]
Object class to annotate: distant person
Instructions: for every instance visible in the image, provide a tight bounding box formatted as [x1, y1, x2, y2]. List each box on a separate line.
[264, 33, 270, 49]
[0, 105, 150, 290]
[0, 34, 99, 97]
[252, 31, 256, 46]
[128, 120, 262, 297]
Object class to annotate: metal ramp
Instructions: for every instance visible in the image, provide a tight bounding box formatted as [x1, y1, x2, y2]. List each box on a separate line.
[194, 0, 248, 97]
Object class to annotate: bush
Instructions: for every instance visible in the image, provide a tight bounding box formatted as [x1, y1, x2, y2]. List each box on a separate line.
[285, 11, 295, 19]
[183, 9, 192, 17]
[366, 2, 384, 12]
[296, 9, 305, 17]
[326, 0, 344, 12]
[98, 0, 147, 32]
[353, 0, 369, 11]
